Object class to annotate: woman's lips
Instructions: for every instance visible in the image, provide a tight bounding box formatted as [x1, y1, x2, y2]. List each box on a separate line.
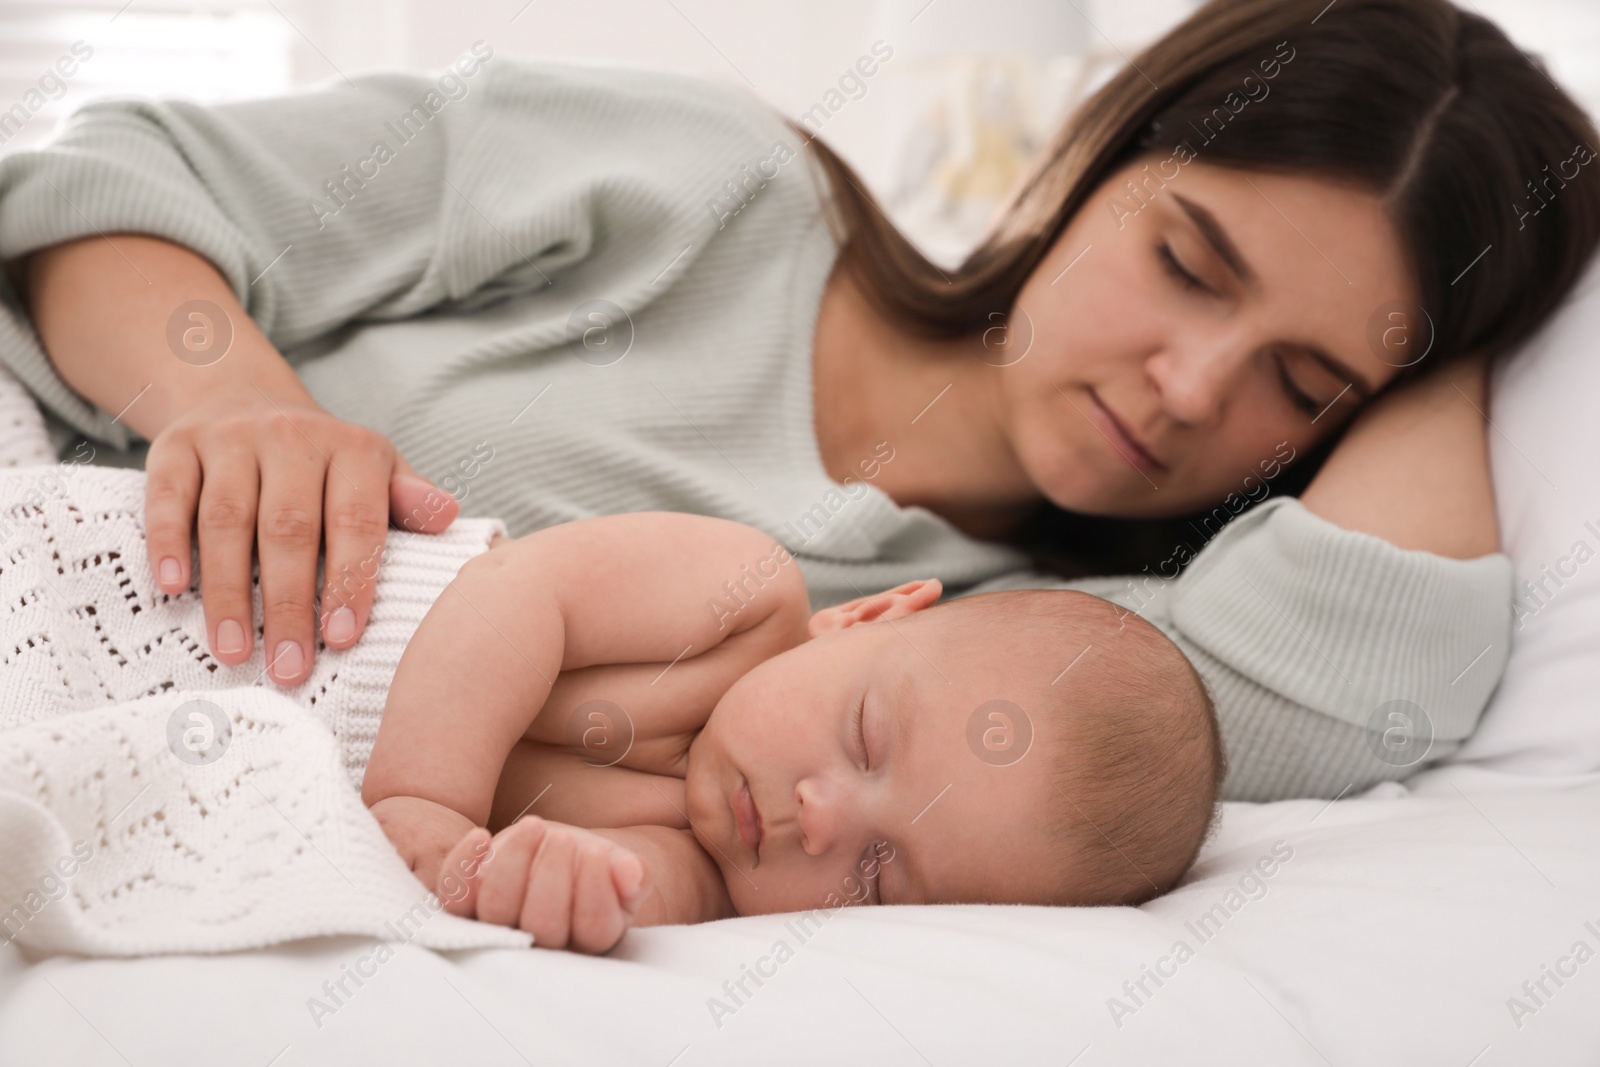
[1087, 388, 1166, 474]
[733, 776, 763, 865]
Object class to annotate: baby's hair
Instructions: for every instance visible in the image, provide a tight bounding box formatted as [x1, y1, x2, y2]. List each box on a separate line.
[932, 589, 1225, 907]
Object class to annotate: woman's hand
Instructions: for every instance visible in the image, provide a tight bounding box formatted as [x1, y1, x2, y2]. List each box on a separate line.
[145, 380, 459, 684]
[21, 233, 459, 686]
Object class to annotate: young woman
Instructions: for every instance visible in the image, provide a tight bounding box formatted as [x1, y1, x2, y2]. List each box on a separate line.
[3, 0, 1597, 798]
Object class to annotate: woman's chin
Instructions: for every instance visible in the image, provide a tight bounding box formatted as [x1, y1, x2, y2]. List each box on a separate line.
[1028, 443, 1180, 517]
[1030, 460, 1135, 516]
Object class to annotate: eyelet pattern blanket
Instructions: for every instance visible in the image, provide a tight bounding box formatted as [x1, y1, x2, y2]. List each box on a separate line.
[0, 367, 529, 955]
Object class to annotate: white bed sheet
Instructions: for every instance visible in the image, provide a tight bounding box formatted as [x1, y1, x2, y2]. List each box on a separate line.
[3, 771, 1596, 1066]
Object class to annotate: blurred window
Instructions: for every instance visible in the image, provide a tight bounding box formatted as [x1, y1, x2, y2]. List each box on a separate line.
[0, 0, 295, 152]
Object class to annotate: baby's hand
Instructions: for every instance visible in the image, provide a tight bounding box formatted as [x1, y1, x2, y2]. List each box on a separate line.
[368, 794, 481, 894]
[439, 816, 651, 954]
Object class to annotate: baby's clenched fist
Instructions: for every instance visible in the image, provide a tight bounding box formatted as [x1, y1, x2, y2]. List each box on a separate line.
[438, 816, 651, 954]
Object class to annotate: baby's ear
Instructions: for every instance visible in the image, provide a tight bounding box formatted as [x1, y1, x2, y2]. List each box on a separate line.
[807, 579, 943, 638]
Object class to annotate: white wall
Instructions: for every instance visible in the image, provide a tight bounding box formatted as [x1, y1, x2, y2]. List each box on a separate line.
[287, 0, 1201, 260]
[288, 0, 1600, 132]
[4, 1, 1597, 259]
[282, 0, 1600, 260]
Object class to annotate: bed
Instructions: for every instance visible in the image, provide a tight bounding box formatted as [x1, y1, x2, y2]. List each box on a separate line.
[0, 779, 1596, 1065]
[3, 257, 1600, 1065]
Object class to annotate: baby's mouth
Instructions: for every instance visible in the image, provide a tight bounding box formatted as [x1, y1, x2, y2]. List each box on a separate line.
[733, 775, 763, 866]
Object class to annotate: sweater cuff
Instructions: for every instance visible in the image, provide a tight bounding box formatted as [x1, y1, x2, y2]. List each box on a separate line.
[0, 108, 253, 449]
[326, 516, 506, 787]
[1167, 497, 1514, 742]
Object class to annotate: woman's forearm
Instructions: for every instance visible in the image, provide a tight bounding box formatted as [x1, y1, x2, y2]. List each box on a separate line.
[21, 233, 454, 686]
[1299, 355, 1499, 559]
[22, 234, 311, 438]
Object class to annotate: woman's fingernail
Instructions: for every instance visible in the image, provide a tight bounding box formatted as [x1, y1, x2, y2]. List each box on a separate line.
[272, 639, 304, 681]
[326, 606, 356, 643]
[158, 556, 181, 587]
[216, 618, 245, 656]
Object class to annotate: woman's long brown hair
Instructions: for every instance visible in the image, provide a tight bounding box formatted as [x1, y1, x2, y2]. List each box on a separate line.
[792, 0, 1600, 579]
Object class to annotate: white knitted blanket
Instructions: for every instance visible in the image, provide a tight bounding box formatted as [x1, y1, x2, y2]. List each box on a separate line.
[0, 369, 530, 955]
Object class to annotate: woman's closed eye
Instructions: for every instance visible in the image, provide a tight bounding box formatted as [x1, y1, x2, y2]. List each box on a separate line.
[1278, 349, 1356, 417]
[1159, 241, 1343, 416]
[1276, 354, 1323, 415]
[1157, 241, 1209, 294]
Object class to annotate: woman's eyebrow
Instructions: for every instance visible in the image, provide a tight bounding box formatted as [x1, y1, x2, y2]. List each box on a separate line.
[1172, 192, 1376, 398]
[1172, 193, 1257, 287]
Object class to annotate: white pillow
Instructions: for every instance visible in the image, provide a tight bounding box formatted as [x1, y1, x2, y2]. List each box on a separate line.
[1442, 248, 1600, 776]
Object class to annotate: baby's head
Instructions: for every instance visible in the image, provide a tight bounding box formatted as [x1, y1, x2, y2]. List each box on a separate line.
[684, 581, 1224, 917]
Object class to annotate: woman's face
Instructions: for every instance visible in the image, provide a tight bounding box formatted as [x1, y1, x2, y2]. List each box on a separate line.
[998, 153, 1417, 518]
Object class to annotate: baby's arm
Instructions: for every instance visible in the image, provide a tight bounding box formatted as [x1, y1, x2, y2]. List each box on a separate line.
[361, 512, 808, 941]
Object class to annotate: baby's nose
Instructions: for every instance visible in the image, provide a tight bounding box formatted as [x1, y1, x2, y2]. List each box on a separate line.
[794, 776, 843, 856]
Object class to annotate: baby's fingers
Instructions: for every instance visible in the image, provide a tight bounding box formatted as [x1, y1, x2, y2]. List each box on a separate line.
[474, 818, 548, 928]
[612, 849, 649, 914]
[436, 826, 495, 918]
[568, 843, 636, 955]
[521, 826, 577, 949]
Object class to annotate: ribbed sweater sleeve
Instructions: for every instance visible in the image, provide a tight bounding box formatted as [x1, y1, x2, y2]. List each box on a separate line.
[961, 497, 1515, 801]
[0, 52, 789, 448]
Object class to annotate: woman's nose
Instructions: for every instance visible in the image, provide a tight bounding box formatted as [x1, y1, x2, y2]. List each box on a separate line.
[794, 775, 845, 856]
[1147, 333, 1250, 427]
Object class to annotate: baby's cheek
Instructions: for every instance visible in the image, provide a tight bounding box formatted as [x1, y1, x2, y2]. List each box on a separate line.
[727, 863, 854, 918]
[840, 873, 869, 903]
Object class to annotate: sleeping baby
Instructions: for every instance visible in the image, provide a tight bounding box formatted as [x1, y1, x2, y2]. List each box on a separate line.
[362, 511, 1224, 954]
